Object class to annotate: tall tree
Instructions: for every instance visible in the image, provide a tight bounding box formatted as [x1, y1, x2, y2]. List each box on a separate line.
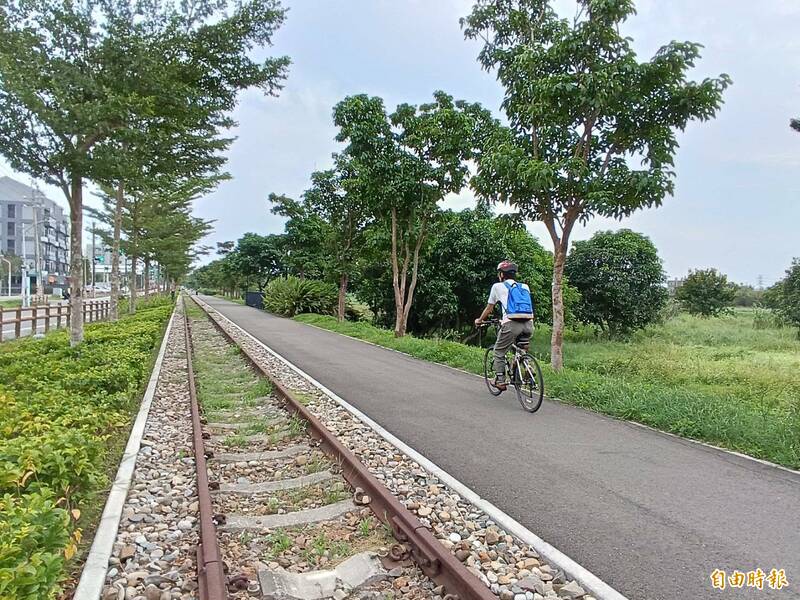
[0, 0, 289, 343]
[333, 92, 490, 336]
[269, 193, 329, 280]
[302, 157, 371, 320]
[462, 0, 730, 369]
[228, 233, 287, 291]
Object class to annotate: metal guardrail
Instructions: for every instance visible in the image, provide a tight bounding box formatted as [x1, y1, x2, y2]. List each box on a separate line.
[189, 295, 496, 600]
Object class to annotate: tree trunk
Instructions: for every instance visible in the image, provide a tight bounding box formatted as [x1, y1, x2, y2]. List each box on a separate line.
[129, 250, 137, 314]
[68, 175, 84, 346]
[129, 207, 137, 313]
[390, 209, 405, 337]
[144, 257, 150, 297]
[110, 181, 123, 321]
[550, 246, 566, 371]
[337, 272, 348, 322]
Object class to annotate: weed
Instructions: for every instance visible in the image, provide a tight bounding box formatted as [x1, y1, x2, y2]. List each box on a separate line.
[288, 415, 306, 438]
[324, 482, 349, 504]
[305, 456, 326, 474]
[265, 529, 292, 557]
[223, 433, 249, 447]
[358, 518, 371, 537]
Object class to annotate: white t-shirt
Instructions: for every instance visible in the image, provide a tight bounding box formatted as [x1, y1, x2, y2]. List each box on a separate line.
[488, 279, 532, 323]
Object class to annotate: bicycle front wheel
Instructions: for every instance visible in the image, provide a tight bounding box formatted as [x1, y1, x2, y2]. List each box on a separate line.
[483, 346, 503, 397]
[513, 354, 544, 412]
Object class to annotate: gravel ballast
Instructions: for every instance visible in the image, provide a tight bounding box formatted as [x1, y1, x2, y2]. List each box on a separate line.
[99, 303, 200, 600]
[195, 299, 595, 600]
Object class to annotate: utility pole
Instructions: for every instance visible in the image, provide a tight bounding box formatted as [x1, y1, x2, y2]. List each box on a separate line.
[30, 184, 44, 299]
[757, 274, 764, 290]
[19, 221, 30, 307]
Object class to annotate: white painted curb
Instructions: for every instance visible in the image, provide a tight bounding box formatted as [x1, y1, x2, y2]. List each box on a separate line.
[73, 309, 176, 600]
[198, 299, 627, 600]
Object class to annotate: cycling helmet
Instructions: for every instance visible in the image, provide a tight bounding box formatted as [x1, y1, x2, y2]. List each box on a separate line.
[496, 260, 518, 273]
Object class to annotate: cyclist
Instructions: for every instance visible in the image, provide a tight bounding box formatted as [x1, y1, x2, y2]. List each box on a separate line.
[474, 260, 534, 391]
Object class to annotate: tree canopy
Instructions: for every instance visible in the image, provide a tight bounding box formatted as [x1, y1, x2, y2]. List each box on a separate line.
[676, 269, 735, 317]
[566, 229, 667, 334]
[462, 0, 730, 368]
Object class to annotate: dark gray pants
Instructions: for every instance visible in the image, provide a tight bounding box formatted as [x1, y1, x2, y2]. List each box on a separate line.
[494, 319, 533, 381]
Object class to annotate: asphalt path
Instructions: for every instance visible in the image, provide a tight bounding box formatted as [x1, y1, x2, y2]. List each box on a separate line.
[201, 296, 800, 600]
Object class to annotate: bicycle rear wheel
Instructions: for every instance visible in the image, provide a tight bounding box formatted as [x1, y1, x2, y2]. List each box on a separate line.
[483, 346, 503, 397]
[513, 354, 544, 412]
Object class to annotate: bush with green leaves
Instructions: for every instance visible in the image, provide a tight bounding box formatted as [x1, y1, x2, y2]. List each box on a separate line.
[262, 276, 337, 317]
[772, 259, 800, 336]
[565, 230, 667, 335]
[675, 269, 735, 317]
[0, 297, 173, 598]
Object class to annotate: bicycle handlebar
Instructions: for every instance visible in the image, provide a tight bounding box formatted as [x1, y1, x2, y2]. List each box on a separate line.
[477, 318, 501, 328]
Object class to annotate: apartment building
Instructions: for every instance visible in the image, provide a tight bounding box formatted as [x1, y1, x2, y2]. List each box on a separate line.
[0, 176, 70, 293]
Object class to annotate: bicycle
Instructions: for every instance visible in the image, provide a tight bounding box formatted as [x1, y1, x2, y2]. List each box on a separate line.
[479, 318, 544, 413]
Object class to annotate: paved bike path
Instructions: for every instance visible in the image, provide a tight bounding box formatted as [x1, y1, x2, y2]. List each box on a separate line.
[201, 296, 800, 600]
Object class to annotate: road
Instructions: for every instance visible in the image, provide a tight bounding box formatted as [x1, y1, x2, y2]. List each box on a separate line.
[201, 296, 800, 600]
[1, 297, 109, 340]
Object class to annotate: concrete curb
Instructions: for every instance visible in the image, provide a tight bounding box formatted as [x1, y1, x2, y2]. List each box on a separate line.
[73, 309, 176, 600]
[199, 300, 628, 600]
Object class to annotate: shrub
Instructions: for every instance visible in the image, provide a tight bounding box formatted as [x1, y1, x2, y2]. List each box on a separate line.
[565, 229, 667, 335]
[675, 269, 735, 317]
[774, 259, 800, 337]
[262, 276, 337, 317]
[0, 301, 173, 598]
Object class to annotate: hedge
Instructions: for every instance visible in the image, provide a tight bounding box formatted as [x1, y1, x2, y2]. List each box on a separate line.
[0, 295, 173, 599]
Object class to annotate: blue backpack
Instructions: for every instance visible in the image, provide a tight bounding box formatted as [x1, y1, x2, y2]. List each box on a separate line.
[504, 281, 534, 320]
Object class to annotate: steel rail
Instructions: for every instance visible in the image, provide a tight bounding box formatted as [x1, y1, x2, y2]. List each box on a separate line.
[189, 296, 495, 600]
[183, 303, 228, 600]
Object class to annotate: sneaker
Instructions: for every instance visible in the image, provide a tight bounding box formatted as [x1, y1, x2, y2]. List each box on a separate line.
[492, 378, 508, 391]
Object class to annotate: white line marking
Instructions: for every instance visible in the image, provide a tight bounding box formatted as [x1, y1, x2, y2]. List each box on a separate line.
[199, 299, 627, 600]
[74, 310, 176, 600]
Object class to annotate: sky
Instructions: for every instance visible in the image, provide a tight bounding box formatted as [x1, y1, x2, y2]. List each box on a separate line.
[2, 0, 798, 286]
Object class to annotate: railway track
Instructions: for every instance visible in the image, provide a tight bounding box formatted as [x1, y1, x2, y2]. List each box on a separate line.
[183, 296, 495, 600]
[94, 297, 594, 600]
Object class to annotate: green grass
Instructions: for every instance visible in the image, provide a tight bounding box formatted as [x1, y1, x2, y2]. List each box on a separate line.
[295, 310, 800, 469]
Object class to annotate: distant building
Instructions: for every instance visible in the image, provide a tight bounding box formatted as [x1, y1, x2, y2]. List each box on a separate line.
[0, 176, 70, 292]
[667, 278, 685, 296]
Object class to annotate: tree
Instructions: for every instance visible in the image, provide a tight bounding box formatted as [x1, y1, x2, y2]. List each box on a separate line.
[675, 269, 735, 317]
[0, 0, 289, 344]
[302, 157, 371, 321]
[228, 233, 287, 291]
[565, 229, 667, 334]
[269, 194, 329, 280]
[775, 259, 800, 336]
[731, 284, 763, 307]
[356, 207, 556, 336]
[462, 0, 730, 369]
[333, 92, 490, 336]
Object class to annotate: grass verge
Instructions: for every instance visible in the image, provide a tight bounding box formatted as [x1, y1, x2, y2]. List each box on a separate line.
[294, 312, 800, 469]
